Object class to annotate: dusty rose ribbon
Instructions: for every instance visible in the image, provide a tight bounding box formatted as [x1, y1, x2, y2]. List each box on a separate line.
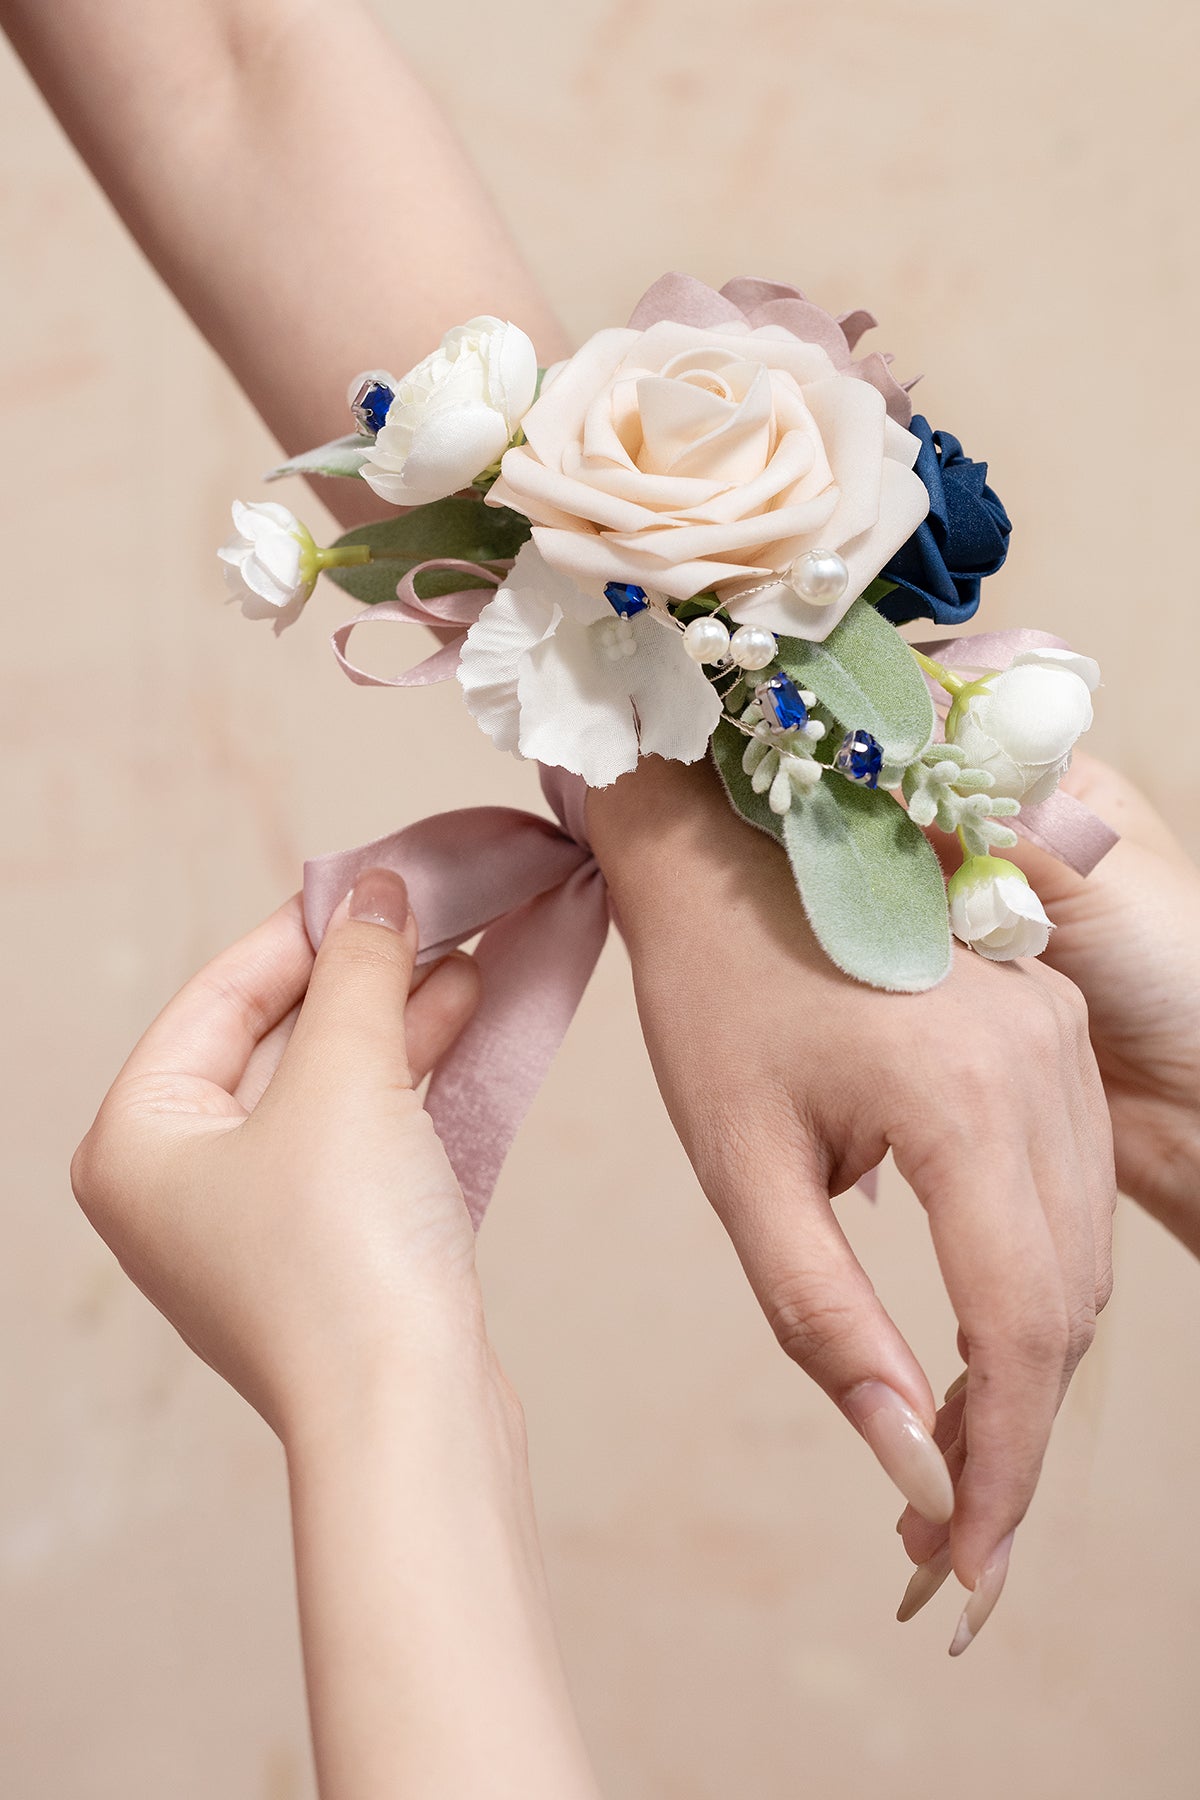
[306, 569, 1116, 1220]
[304, 765, 608, 1228]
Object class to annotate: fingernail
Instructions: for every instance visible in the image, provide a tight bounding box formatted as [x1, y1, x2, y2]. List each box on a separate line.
[949, 1532, 1014, 1657]
[348, 868, 410, 934]
[944, 1369, 968, 1403]
[844, 1382, 954, 1525]
[897, 1543, 954, 1623]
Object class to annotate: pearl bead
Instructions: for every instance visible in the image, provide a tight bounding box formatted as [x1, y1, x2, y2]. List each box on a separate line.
[788, 548, 849, 607]
[728, 624, 777, 671]
[682, 616, 731, 664]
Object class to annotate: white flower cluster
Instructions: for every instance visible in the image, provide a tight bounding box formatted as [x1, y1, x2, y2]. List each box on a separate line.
[217, 292, 1107, 982]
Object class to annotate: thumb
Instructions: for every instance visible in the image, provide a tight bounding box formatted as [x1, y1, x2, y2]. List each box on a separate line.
[279, 868, 421, 1095]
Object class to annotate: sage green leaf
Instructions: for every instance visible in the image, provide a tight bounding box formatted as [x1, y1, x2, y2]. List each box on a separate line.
[264, 434, 371, 482]
[324, 498, 531, 607]
[781, 777, 951, 990]
[711, 719, 951, 992]
[776, 598, 935, 766]
[711, 718, 786, 847]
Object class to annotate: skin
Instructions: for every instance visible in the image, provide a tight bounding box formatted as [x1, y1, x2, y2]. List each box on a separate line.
[68, 747, 1200, 1780]
[72, 878, 603, 1800]
[3, 0, 1119, 1635]
[898, 754, 1200, 1587]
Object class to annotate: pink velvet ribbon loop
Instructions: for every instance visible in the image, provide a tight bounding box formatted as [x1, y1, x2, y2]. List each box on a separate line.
[330, 559, 500, 689]
[303, 768, 609, 1228]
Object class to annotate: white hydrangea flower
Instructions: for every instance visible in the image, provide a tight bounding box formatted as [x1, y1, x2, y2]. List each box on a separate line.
[947, 649, 1100, 805]
[360, 317, 538, 507]
[218, 500, 317, 632]
[457, 541, 722, 787]
[948, 856, 1053, 961]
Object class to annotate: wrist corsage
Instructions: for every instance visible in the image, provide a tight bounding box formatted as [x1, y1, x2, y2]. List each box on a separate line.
[221, 275, 1110, 998]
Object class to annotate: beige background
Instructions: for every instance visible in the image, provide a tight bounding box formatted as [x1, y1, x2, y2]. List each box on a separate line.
[3, 1, 1199, 1795]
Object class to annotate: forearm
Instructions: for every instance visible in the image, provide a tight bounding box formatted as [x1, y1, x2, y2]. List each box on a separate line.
[2, 0, 569, 523]
[285, 1342, 600, 1800]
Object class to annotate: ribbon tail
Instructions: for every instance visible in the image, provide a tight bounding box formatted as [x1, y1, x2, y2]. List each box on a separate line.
[1014, 788, 1119, 878]
[425, 862, 610, 1228]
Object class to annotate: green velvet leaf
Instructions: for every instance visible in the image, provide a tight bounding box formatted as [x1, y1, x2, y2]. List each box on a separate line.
[264, 434, 371, 482]
[711, 718, 787, 848]
[711, 719, 951, 992]
[324, 499, 531, 607]
[775, 598, 935, 766]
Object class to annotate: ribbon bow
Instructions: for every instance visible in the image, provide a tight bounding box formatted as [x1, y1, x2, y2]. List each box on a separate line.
[305, 563, 1115, 1222]
[306, 561, 608, 1225]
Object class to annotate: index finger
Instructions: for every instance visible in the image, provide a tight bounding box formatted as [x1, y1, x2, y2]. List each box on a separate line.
[904, 1140, 1070, 1588]
[114, 897, 314, 1096]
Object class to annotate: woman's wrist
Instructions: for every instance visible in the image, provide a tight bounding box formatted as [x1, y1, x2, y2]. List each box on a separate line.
[277, 1286, 523, 1475]
[585, 754, 732, 931]
[281, 1324, 601, 1799]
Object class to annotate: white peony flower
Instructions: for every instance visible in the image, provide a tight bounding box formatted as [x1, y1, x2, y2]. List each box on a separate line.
[948, 856, 1053, 962]
[360, 317, 538, 507]
[946, 648, 1100, 804]
[456, 541, 723, 787]
[218, 499, 318, 632]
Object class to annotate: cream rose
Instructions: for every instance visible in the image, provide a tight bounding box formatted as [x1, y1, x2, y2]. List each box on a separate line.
[487, 313, 930, 642]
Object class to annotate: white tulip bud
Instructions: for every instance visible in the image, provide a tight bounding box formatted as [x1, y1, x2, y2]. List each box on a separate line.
[948, 856, 1053, 962]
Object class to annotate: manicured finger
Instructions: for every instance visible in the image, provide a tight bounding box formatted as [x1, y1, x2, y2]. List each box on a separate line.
[899, 1387, 967, 1566]
[713, 1166, 953, 1525]
[274, 869, 419, 1098]
[916, 1141, 1069, 1585]
[116, 897, 313, 1094]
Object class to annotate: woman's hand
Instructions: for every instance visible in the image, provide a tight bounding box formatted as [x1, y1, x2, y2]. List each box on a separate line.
[72, 872, 601, 1800]
[999, 753, 1200, 1253]
[885, 752, 1200, 1629]
[589, 755, 1116, 1652]
[71, 872, 485, 1437]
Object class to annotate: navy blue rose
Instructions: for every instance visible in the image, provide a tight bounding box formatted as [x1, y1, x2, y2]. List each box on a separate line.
[874, 417, 1011, 627]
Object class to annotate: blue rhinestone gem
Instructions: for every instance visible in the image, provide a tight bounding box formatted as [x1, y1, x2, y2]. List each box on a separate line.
[603, 581, 649, 618]
[834, 729, 884, 790]
[350, 378, 395, 437]
[756, 673, 809, 732]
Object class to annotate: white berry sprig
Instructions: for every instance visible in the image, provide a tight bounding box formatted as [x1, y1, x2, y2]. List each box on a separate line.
[898, 742, 1021, 855]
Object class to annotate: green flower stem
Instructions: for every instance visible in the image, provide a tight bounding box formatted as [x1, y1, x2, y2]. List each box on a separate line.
[910, 646, 967, 696]
[315, 544, 372, 571]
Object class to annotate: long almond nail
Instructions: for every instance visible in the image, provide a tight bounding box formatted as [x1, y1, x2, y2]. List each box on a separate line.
[949, 1532, 1014, 1657]
[844, 1382, 954, 1524]
[897, 1543, 954, 1622]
